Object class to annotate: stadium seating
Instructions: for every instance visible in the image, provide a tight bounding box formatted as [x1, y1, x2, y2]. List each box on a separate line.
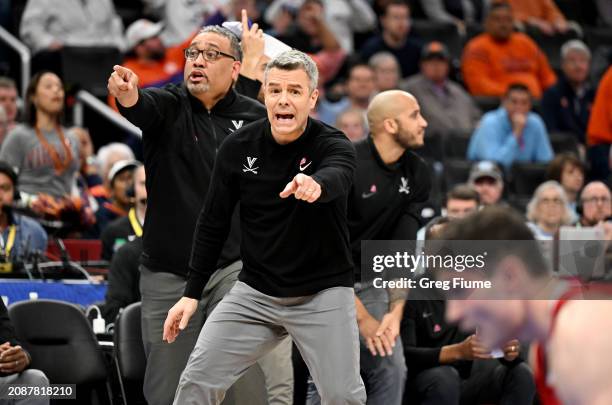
[9, 299, 111, 405]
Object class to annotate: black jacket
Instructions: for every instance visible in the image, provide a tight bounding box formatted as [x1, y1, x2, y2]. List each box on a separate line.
[186, 117, 356, 298]
[100, 215, 137, 261]
[348, 137, 431, 281]
[118, 84, 266, 277]
[102, 238, 142, 323]
[541, 74, 595, 143]
[401, 291, 523, 380]
[0, 299, 30, 377]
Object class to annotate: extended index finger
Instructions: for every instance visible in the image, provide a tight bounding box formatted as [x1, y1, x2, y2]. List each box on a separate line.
[113, 65, 132, 81]
[241, 9, 249, 34]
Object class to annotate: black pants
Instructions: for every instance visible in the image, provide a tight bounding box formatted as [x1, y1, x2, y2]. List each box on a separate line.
[404, 360, 536, 405]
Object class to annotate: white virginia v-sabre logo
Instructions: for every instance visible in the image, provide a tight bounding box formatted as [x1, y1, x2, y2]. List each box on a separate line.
[243, 156, 259, 174]
[229, 120, 244, 133]
[399, 177, 410, 194]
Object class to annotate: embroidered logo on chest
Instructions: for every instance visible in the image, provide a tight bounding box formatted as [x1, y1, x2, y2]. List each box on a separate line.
[399, 177, 410, 195]
[243, 156, 259, 174]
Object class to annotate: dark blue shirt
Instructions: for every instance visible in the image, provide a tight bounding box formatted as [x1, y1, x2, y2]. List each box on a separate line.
[541, 74, 595, 143]
[360, 35, 422, 77]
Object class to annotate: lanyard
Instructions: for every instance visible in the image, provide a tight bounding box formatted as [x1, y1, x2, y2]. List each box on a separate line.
[128, 208, 143, 237]
[0, 225, 16, 258]
[34, 125, 73, 175]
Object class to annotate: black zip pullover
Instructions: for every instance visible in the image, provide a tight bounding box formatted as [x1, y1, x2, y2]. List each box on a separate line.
[117, 84, 266, 277]
[348, 136, 431, 281]
[186, 117, 356, 298]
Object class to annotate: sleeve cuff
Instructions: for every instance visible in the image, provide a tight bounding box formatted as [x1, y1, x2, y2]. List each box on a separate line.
[183, 269, 208, 299]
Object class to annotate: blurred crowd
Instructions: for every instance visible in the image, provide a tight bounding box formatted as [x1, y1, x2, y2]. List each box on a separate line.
[0, 0, 612, 403]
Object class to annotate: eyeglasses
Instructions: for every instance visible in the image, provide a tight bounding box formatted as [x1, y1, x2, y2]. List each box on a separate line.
[184, 48, 236, 62]
[539, 197, 564, 206]
[582, 196, 611, 205]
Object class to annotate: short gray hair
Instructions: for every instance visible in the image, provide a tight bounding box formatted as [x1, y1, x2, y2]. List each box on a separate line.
[526, 180, 573, 225]
[197, 26, 242, 62]
[264, 50, 319, 93]
[368, 52, 399, 70]
[561, 39, 591, 60]
[96, 142, 135, 180]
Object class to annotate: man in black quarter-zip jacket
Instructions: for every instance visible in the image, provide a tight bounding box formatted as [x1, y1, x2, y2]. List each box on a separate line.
[307, 90, 432, 405]
[163, 49, 367, 405]
[108, 22, 294, 405]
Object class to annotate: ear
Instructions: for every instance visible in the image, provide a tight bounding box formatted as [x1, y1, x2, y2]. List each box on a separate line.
[382, 118, 397, 134]
[309, 88, 319, 110]
[231, 60, 242, 82]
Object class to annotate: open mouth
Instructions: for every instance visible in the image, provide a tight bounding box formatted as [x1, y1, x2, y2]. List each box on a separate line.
[189, 70, 207, 82]
[275, 113, 295, 123]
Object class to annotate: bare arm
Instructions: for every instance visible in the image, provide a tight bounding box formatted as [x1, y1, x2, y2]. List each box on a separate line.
[549, 301, 612, 405]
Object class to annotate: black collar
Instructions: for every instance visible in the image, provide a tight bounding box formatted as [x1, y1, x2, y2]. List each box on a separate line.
[187, 84, 238, 114]
[367, 135, 405, 172]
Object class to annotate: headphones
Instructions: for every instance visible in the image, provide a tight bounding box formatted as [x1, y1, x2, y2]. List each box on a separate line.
[0, 161, 20, 201]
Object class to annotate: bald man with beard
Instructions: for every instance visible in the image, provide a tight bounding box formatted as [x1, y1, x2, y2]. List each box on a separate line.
[307, 90, 432, 405]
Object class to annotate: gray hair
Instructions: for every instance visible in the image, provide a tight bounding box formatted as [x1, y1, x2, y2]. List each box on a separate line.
[561, 39, 591, 60]
[264, 50, 319, 93]
[526, 180, 573, 225]
[368, 52, 399, 70]
[197, 26, 242, 62]
[96, 142, 135, 180]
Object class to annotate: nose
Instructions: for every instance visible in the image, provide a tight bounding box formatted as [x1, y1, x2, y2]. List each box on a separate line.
[278, 89, 289, 105]
[193, 52, 207, 67]
[420, 115, 428, 128]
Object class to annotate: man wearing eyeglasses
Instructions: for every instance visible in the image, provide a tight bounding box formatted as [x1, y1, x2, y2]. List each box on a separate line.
[578, 181, 612, 237]
[107, 19, 293, 405]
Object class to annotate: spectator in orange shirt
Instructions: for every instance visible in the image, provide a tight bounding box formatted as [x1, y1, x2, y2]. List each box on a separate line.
[461, 2, 557, 99]
[108, 19, 190, 110]
[586, 66, 612, 181]
[506, 0, 569, 35]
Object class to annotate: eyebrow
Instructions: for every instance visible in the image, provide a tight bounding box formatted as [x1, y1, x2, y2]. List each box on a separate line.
[267, 82, 306, 89]
[189, 41, 221, 50]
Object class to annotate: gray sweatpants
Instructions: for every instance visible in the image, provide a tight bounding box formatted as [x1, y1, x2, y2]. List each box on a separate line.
[306, 284, 407, 405]
[140, 262, 293, 405]
[0, 369, 49, 405]
[174, 281, 367, 405]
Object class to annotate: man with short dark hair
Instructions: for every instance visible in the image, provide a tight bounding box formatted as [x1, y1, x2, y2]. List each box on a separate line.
[402, 41, 481, 136]
[318, 63, 375, 125]
[442, 206, 612, 405]
[462, 2, 557, 99]
[444, 184, 480, 219]
[163, 49, 366, 405]
[467, 84, 553, 169]
[360, 0, 422, 78]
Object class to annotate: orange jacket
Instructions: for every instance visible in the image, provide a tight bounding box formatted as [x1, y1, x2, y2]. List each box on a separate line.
[108, 36, 191, 110]
[461, 32, 557, 99]
[587, 67, 612, 145]
[507, 0, 566, 24]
